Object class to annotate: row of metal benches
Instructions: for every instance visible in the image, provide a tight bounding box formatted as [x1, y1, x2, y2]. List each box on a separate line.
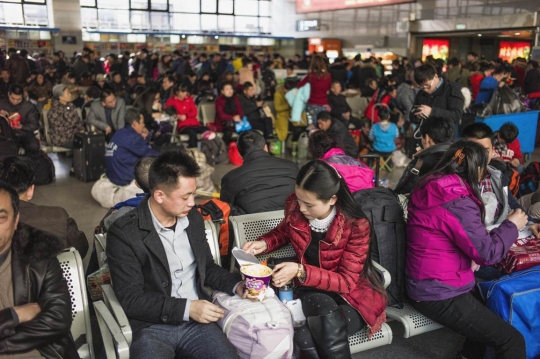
[91, 210, 442, 358]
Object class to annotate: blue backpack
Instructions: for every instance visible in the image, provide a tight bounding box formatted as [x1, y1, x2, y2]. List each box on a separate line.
[477, 267, 540, 359]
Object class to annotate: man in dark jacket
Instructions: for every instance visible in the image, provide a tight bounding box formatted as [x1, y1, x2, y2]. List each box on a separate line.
[0, 156, 89, 257]
[0, 182, 78, 358]
[328, 58, 348, 88]
[0, 69, 13, 100]
[327, 81, 362, 128]
[220, 130, 298, 214]
[350, 59, 378, 90]
[71, 55, 90, 79]
[106, 150, 242, 359]
[238, 81, 273, 139]
[0, 83, 40, 154]
[105, 107, 159, 187]
[5, 48, 29, 85]
[410, 64, 464, 138]
[394, 117, 454, 195]
[317, 111, 358, 158]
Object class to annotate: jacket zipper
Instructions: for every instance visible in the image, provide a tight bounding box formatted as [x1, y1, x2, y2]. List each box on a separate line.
[290, 223, 310, 269]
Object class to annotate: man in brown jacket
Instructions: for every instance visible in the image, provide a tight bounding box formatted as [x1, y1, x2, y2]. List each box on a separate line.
[0, 156, 88, 257]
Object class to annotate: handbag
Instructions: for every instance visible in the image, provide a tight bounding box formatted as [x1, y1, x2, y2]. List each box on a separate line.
[235, 116, 252, 133]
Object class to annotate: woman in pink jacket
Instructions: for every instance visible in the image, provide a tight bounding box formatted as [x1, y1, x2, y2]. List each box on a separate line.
[407, 139, 526, 359]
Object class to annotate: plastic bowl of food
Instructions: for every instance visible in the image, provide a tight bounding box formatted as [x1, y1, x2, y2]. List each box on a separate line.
[240, 264, 273, 299]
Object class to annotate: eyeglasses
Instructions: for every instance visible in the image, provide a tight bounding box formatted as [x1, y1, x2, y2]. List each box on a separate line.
[420, 77, 435, 90]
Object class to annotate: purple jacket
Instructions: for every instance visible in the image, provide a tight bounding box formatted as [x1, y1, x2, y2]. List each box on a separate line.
[321, 148, 374, 192]
[406, 174, 517, 301]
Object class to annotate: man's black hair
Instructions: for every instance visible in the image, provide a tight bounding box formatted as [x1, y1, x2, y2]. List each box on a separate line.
[493, 67, 507, 76]
[468, 51, 478, 58]
[414, 64, 437, 86]
[163, 74, 176, 84]
[448, 58, 460, 67]
[316, 111, 332, 121]
[148, 150, 201, 194]
[237, 130, 266, 157]
[219, 81, 233, 91]
[100, 89, 114, 102]
[461, 122, 494, 144]
[134, 157, 156, 193]
[0, 156, 36, 194]
[0, 180, 20, 219]
[499, 122, 519, 143]
[419, 117, 454, 144]
[125, 107, 142, 126]
[8, 83, 24, 96]
[243, 81, 254, 90]
[86, 86, 101, 99]
[378, 107, 390, 121]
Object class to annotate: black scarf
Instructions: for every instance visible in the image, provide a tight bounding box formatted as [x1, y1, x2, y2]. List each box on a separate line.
[224, 96, 237, 115]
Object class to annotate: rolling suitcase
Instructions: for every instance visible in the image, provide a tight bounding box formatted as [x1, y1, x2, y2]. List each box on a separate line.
[73, 133, 106, 182]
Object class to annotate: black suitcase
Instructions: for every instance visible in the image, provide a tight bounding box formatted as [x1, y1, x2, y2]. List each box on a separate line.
[72, 133, 106, 182]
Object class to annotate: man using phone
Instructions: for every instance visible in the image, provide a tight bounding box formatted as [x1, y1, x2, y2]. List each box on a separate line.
[410, 64, 464, 138]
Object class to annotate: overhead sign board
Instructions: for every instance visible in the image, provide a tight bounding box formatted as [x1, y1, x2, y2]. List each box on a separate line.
[296, 0, 415, 14]
[297, 19, 320, 32]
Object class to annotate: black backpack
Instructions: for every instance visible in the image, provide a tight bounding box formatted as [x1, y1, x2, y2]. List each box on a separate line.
[0, 115, 19, 157]
[26, 151, 55, 185]
[201, 137, 230, 166]
[353, 187, 407, 308]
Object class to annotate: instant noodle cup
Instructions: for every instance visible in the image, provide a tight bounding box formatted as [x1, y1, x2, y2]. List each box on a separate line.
[8, 113, 21, 128]
[240, 264, 273, 299]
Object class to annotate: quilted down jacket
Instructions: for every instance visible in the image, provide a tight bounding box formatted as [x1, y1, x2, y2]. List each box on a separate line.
[258, 194, 387, 335]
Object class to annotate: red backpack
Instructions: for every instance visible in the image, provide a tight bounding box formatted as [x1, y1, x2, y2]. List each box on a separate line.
[228, 142, 243, 166]
[198, 199, 233, 262]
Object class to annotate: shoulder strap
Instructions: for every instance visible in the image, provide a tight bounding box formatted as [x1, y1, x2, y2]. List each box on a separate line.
[394, 158, 424, 194]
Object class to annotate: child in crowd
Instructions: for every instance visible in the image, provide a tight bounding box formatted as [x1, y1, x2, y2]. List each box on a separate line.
[369, 107, 398, 154]
[493, 122, 524, 173]
[215, 81, 243, 143]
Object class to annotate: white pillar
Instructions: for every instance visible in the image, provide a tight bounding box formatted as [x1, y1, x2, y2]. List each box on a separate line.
[49, 0, 83, 54]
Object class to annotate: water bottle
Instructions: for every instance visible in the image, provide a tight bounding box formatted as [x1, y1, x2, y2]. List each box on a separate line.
[278, 280, 294, 302]
[379, 178, 389, 188]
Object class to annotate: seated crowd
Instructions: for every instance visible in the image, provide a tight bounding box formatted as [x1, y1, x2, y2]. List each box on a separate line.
[0, 46, 539, 359]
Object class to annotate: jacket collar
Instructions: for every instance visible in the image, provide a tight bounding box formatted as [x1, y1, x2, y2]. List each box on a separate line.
[322, 148, 345, 160]
[11, 223, 66, 306]
[242, 150, 270, 163]
[136, 195, 203, 274]
[286, 194, 346, 246]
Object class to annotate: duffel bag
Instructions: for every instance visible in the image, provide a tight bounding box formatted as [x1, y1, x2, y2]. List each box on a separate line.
[478, 267, 540, 359]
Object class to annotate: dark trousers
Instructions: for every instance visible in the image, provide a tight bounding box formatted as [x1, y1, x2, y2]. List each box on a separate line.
[180, 125, 208, 148]
[15, 130, 40, 155]
[411, 292, 525, 359]
[249, 116, 273, 139]
[130, 322, 238, 359]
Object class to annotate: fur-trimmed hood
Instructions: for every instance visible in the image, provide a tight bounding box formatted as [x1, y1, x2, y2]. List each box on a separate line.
[12, 223, 65, 264]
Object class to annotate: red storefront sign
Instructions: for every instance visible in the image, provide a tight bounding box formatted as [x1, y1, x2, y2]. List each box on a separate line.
[422, 39, 450, 61]
[498, 41, 531, 62]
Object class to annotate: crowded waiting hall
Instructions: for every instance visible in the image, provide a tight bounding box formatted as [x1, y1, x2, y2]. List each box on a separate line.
[1, 0, 540, 358]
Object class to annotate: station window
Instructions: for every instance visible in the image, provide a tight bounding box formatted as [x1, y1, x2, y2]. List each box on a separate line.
[80, 0, 271, 34]
[0, 0, 48, 27]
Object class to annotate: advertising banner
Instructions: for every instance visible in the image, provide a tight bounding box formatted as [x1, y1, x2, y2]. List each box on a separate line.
[296, 0, 414, 14]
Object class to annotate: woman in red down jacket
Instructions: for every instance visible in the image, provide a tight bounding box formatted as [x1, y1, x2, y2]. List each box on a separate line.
[215, 81, 244, 143]
[165, 83, 209, 148]
[298, 54, 332, 126]
[244, 160, 386, 359]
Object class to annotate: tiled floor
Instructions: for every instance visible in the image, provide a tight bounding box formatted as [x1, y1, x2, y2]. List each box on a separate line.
[33, 148, 540, 358]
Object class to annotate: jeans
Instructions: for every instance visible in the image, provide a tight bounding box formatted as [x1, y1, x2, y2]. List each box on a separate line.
[180, 125, 208, 148]
[306, 104, 328, 126]
[130, 322, 238, 359]
[411, 292, 525, 359]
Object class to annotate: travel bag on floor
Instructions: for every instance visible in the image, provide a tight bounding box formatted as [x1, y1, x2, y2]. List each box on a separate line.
[72, 133, 106, 182]
[213, 291, 294, 359]
[477, 267, 540, 359]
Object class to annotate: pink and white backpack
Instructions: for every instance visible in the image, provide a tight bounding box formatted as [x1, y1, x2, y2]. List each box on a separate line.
[213, 291, 294, 359]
